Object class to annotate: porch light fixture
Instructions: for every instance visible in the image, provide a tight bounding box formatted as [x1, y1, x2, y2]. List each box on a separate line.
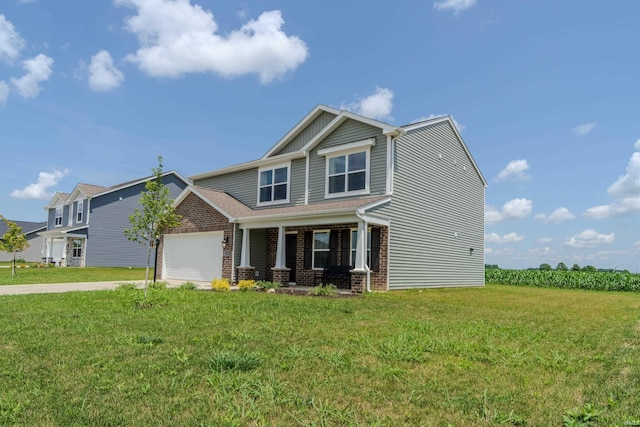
[222, 236, 229, 248]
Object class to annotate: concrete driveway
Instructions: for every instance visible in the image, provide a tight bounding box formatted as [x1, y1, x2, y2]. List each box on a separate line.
[0, 280, 211, 295]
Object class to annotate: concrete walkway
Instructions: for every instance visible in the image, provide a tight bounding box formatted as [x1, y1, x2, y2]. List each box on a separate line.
[0, 280, 212, 295]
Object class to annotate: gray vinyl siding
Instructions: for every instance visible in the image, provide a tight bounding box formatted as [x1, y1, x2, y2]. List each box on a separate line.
[249, 229, 267, 281]
[308, 119, 387, 204]
[195, 168, 258, 208]
[0, 232, 43, 262]
[371, 121, 485, 289]
[72, 200, 87, 226]
[272, 111, 337, 156]
[84, 175, 187, 267]
[195, 158, 307, 209]
[290, 158, 306, 205]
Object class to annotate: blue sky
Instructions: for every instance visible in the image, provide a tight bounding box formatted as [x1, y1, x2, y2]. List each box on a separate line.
[1, 0, 639, 271]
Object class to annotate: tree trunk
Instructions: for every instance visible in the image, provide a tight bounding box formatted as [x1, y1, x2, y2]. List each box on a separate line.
[144, 245, 152, 298]
[11, 252, 16, 279]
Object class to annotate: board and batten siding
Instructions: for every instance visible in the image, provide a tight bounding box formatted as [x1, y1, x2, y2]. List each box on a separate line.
[84, 175, 187, 267]
[272, 111, 337, 156]
[308, 119, 388, 204]
[371, 121, 485, 289]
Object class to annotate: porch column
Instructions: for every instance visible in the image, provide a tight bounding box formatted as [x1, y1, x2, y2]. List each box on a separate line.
[60, 236, 68, 267]
[239, 228, 251, 267]
[274, 226, 286, 269]
[237, 228, 255, 282]
[352, 219, 368, 272]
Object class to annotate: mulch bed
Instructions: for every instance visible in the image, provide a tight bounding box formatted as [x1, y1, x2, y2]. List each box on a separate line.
[274, 288, 361, 298]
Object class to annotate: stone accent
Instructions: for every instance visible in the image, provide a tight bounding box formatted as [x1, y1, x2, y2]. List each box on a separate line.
[271, 267, 291, 285]
[159, 192, 235, 281]
[237, 266, 256, 281]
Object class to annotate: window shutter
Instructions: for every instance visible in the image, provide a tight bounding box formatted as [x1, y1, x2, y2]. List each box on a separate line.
[340, 230, 350, 267]
[329, 230, 339, 266]
[303, 231, 312, 269]
[370, 227, 381, 272]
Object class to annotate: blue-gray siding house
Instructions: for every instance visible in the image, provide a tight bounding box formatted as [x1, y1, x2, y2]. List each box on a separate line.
[39, 172, 190, 267]
[161, 105, 487, 291]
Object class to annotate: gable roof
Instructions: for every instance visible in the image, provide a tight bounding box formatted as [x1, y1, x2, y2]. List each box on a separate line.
[191, 104, 403, 181]
[0, 219, 47, 236]
[45, 171, 192, 209]
[401, 116, 488, 187]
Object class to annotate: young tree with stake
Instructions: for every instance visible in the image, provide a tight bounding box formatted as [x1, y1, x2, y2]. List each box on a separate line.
[123, 156, 181, 296]
[0, 216, 30, 279]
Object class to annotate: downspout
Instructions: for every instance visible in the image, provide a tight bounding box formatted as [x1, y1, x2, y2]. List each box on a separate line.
[355, 209, 371, 293]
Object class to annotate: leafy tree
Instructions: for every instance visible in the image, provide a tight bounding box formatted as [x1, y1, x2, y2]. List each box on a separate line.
[556, 262, 568, 271]
[539, 263, 552, 271]
[582, 265, 597, 272]
[123, 156, 181, 296]
[485, 264, 500, 270]
[571, 263, 581, 271]
[0, 216, 30, 279]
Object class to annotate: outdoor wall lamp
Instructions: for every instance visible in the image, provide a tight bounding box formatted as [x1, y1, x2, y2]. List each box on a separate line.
[469, 247, 474, 255]
[222, 236, 229, 248]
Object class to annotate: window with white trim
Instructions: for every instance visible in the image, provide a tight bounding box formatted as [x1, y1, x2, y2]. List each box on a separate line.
[72, 239, 82, 258]
[76, 200, 83, 223]
[350, 229, 371, 267]
[54, 206, 63, 227]
[258, 164, 289, 205]
[328, 151, 367, 194]
[313, 231, 330, 269]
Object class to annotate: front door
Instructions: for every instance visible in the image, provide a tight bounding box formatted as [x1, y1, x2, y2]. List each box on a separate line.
[285, 233, 297, 283]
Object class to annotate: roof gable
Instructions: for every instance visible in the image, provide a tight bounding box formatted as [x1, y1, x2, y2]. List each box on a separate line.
[401, 116, 487, 187]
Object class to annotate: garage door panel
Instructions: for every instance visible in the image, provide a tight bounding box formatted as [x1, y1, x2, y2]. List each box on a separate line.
[163, 232, 223, 282]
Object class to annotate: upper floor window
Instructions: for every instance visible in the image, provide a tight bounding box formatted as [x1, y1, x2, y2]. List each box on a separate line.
[76, 200, 83, 223]
[258, 164, 289, 206]
[54, 206, 63, 227]
[319, 138, 374, 199]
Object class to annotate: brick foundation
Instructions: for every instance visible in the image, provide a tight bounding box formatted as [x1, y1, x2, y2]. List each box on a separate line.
[271, 267, 291, 285]
[350, 270, 367, 293]
[237, 266, 255, 281]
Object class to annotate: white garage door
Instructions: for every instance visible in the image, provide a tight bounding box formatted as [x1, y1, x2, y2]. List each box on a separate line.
[163, 231, 223, 282]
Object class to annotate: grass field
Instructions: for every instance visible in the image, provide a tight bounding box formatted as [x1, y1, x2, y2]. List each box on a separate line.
[0, 285, 639, 425]
[0, 266, 149, 285]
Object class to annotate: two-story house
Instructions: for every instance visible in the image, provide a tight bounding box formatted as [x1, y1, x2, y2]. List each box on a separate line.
[39, 172, 190, 267]
[159, 105, 487, 291]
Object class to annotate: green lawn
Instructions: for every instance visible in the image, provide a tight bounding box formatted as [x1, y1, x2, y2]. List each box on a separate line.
[0, 285, 639, 426]
[0, 266, 149, 285]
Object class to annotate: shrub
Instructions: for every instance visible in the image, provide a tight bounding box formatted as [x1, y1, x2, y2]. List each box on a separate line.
[255, 281, 280, 291]
[309, 284, 338, 296]
[178, 281, 198, 290]
[238, 280, 257, 292]
[212, 278, 231, 292]
[148, 281, 168, 290]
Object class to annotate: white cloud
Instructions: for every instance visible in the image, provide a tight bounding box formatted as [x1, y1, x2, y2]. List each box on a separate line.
[88, 50, 124, 91]
[340, 86, 394, 120]
[0, 81, 8, 104]
[10, 169, 69, 200]
[584, 141, 640, 218]
[0, 15, 25, 62]
[434, 0, 477, 14]
[115, 0, 308, 83]
[534, 207, 575, 223]
[495, 159, 530, 182]
[571, 122, 596, 136]
[538, 237, 554, 243]
[485, 232, 524, 244]
[485, 198, 533, 224]
[565, 229, 615, 248]
[10, 54, 54, 98]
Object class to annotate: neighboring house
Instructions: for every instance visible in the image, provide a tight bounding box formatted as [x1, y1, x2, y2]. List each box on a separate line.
[39, 172, 190, 267]
[0, 220, 47, 262]
[159, 104, 487, 291]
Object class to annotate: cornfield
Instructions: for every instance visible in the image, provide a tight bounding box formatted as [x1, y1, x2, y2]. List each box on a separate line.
[485, 269, 640, 292]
